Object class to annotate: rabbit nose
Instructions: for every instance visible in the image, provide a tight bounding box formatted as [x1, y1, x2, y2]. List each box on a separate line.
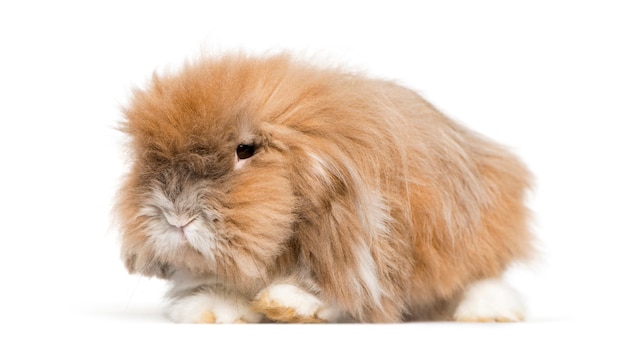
[164, 213, 196, 230]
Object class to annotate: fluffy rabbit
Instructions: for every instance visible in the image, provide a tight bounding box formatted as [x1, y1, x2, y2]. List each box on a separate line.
[115, 53, 533, 323]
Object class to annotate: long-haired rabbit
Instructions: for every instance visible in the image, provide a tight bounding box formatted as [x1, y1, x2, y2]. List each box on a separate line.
[115, 53, 533, 323]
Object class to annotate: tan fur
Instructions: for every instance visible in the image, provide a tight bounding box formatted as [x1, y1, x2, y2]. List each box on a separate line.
[197, 311, 217, 324]
[251, 292, 326, 323]
[115, 53, 533, 322]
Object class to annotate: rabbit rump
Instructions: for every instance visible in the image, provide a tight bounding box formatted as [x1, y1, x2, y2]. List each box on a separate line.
[115, 53, 533, 323]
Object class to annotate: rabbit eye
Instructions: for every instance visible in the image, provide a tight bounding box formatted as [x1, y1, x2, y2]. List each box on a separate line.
[236, 144, 255, 160]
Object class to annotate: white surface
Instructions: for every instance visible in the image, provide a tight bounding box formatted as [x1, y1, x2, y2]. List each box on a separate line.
[1, 0, 624, 345]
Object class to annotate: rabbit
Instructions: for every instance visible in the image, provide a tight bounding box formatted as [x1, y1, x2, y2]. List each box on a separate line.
[115, 52, 534, 323]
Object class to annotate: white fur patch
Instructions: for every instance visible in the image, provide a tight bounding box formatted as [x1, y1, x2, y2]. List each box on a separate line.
[307, 152, 335, 187]
[166, 290, 262, 323]
[307, 151, 392, 239]
[454, 278, 525, 322]
[353, 242, 383, 306]
[139, 187, 220, 262]
[356, 190, 392, 238]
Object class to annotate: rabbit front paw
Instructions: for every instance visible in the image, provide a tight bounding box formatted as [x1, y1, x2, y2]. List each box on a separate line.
[252, 283, 344, 323]
[166, 289, 262, 324]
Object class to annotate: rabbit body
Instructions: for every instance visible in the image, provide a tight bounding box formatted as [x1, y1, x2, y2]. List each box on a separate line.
[116, 54, 533, 323]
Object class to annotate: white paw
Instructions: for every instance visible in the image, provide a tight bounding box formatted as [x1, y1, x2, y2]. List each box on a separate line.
[166, 289, 262, 323]
[453, 278, 525, 322]
[252, 283, 343, 323]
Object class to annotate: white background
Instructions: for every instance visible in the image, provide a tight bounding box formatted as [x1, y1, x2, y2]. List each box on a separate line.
[1, 0, 624, 345]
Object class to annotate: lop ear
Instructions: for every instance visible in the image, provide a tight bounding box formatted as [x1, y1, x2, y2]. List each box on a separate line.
[288, 141, 397, 320]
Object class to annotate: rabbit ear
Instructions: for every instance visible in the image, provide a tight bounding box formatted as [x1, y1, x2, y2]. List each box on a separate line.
[280, 136, 402, 321]
[286, 134, 392, 239]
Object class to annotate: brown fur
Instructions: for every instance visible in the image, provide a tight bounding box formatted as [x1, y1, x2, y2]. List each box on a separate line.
[115, 53, 533, 322]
